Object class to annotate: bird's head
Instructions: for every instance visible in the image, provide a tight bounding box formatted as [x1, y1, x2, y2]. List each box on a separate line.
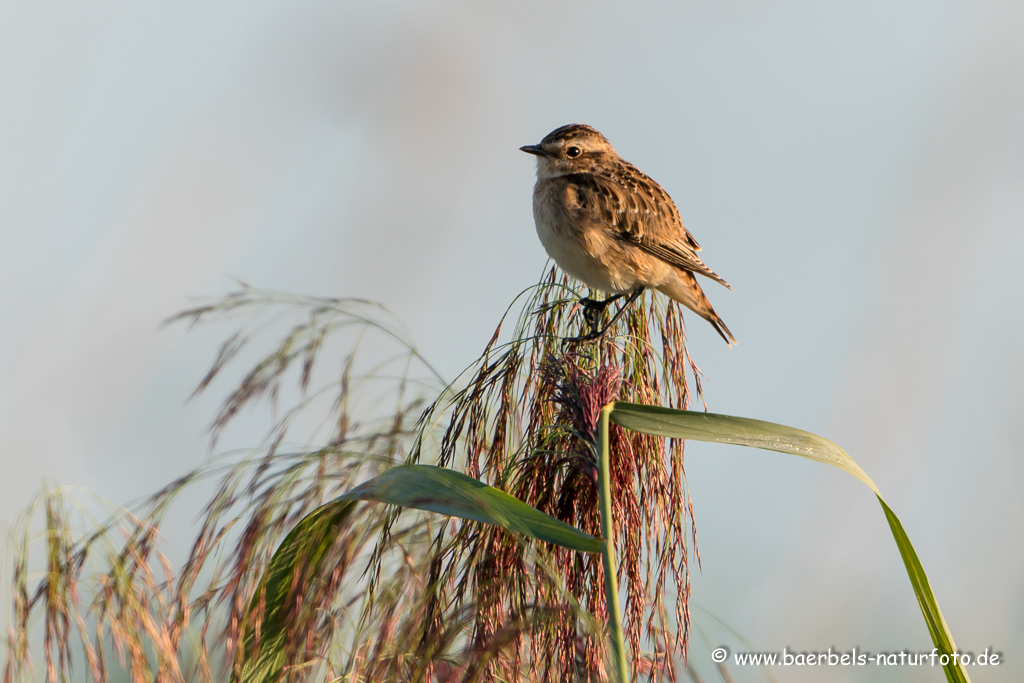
[520, 124, 616, 178]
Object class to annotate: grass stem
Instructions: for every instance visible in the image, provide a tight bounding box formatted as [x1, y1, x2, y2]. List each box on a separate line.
[599, 403, 629, 682]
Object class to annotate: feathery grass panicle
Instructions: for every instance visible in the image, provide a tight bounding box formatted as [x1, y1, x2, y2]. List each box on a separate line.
[4, 272, 701, 682]
[401, 267, 700, 681]
[4, 288, 439, 682]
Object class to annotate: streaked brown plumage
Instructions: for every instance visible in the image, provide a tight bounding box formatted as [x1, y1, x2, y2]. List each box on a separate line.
[521, 123, 735, 345]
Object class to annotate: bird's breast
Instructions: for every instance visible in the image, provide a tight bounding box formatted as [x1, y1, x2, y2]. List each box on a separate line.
[531, 178, 637, 294]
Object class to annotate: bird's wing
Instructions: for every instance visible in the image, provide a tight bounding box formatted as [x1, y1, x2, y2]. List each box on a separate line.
[567, 170, 731, 289]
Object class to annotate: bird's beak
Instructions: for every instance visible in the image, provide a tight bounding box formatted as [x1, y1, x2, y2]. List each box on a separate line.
[519, 144, 548, 157]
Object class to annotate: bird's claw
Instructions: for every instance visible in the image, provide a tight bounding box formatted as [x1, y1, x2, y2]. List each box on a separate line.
[564, 288, 644, 344]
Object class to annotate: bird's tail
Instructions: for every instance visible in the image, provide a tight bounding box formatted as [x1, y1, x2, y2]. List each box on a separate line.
[655, 271, 736, 346]
[705, 310, 736, 346]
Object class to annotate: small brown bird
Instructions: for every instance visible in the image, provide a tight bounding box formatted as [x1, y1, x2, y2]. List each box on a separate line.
[521, 124, 735, 345]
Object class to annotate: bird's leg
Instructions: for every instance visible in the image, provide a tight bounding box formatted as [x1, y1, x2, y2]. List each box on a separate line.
[579, 292, 628, 331]
[600, 286, 644, 332]
[567, 287, 644, 343]
[577, 290, 630, 329]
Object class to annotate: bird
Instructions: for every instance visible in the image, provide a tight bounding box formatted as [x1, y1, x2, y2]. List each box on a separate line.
[521, 123, 735, 345]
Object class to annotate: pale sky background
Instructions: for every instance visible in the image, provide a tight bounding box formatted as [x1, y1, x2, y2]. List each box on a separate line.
[2, 2, 1022, 681]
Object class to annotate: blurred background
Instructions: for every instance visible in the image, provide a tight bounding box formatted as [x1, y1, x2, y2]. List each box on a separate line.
[1, 1, 1021, 681]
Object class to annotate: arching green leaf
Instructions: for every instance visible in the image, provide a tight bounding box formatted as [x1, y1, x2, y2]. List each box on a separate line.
[339, 464, 600, 553]
[236, 499, 357, 683]
[607, 401, 968, 683]
[236, 465, 600, 682]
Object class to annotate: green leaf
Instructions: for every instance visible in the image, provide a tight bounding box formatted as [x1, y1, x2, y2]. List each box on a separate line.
[878, 496, 966, 683]
[338, 464, 601, 554]
[236, 465, 601, 683]
[235, 499, 357, 683]
[608, 401, 969, 683]
[608, 402, 878, 492]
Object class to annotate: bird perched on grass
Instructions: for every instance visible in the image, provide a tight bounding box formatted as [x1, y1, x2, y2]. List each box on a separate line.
[521, 124, 735, 345]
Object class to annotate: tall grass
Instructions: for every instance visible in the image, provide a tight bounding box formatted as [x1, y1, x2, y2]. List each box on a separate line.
[4, 269, 703, 682]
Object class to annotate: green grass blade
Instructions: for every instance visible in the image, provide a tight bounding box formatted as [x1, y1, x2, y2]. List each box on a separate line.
[607, 401, 969, 683]
[237, 466, 600, 682]
[338, 464, 601, 554]
[235, 499, 358, 683]
[878, 496, 965, 683]
[608, 402, 878, 493]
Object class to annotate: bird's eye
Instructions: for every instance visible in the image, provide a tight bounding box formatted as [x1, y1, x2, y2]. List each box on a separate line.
[565, 146, 582, 158]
